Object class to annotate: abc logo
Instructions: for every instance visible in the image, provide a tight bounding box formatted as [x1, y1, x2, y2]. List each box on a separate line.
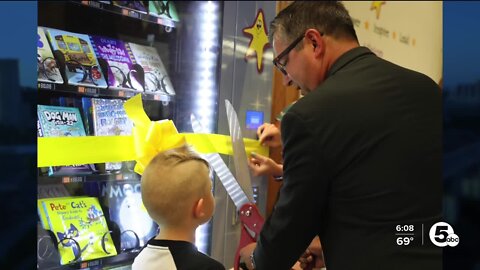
[429, 222, 459, 247]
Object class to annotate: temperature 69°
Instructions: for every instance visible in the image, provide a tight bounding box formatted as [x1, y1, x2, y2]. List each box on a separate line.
[396, 236, 414, 246]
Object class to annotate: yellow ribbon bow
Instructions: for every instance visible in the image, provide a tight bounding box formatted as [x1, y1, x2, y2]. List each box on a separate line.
[124, 94, 187, 174]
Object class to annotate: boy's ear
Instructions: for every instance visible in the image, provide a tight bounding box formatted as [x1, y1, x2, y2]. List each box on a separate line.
[193, 198, 207, 220]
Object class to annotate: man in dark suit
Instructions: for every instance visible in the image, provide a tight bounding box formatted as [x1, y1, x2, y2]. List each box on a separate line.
[240, 1, 442, 269]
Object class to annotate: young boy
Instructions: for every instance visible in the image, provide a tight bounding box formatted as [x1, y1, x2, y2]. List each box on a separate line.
[132, 145, 225, 270]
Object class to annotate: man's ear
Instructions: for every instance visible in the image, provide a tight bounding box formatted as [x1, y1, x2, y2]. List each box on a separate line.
[305, 29, 324, 57]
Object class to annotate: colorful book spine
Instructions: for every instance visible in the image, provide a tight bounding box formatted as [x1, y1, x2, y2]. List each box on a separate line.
[40, 196, 117, 265]
[45, 27, 108, 88]
[81, 97, 94, 135]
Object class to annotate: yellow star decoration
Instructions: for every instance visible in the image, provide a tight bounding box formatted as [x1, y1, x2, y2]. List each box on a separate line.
[243, 9, 270, 73]
[370, 1, 386, 19]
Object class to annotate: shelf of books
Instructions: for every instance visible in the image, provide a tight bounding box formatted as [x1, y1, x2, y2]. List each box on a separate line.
[38, 81, 173, 102]
[37, 1, 188, 269]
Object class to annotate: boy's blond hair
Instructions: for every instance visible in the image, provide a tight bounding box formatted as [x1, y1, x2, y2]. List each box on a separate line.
[141, 145, 211, 226]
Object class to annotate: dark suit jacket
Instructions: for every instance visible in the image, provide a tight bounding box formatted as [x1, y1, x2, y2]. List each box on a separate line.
[254, 47, 442, 270]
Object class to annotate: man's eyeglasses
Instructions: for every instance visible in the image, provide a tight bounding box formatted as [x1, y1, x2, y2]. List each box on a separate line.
[273, 35, 305, 76]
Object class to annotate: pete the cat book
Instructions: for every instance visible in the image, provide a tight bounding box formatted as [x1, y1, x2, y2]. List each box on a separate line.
[39, 196, 117, 265]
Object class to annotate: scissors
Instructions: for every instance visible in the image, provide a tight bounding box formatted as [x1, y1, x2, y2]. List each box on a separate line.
[191, 100, 263, 270]
[191, 100, 314, 270]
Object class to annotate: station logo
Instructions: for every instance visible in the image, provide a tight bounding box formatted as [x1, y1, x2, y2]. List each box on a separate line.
[429, 222, 460, 247]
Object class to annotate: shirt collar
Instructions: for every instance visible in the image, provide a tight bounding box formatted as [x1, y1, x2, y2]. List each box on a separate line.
[326, 46, 375, 78]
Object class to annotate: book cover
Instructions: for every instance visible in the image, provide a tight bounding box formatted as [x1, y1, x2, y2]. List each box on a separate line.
[91, 98, 134, 171]
[99, 181, 158, 251]
[112, 1, 148, 14]
[37, 26, 64, 84]
[148, 1, 180, 22]
[127, 42, 175, 95]
[41, 197, 117, 265]
[37, 105, 93, 175]
[45, 28, 108, 88]
[38, 196, 79, 230]
[90, 35, 143, 92]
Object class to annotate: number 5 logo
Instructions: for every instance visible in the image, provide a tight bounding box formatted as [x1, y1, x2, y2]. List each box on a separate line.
[429, 222, 459, 247]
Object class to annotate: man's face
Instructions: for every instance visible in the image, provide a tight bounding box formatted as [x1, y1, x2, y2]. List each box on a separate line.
[273, 34, 312, 95]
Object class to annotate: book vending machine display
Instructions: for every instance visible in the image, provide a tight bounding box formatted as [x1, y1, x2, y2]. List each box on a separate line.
[37, 1, 223, 269]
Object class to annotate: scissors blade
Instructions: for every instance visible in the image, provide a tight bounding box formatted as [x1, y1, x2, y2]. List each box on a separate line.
[190, 114, 250, 210]
[225, 100, 255, 203]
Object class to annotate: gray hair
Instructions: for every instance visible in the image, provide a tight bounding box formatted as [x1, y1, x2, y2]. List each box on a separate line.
[269, 1, 358, 46]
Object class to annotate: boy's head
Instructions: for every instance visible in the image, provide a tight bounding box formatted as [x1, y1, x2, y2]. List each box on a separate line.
[141, 145, 215, 228]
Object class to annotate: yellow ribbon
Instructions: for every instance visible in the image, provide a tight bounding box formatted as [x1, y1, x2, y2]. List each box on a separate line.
[123, 94, 186, 174]
[37, 94, 268, 174]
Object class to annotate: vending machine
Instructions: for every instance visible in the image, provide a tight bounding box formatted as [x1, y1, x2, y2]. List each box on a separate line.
[37, 1, 277, 269]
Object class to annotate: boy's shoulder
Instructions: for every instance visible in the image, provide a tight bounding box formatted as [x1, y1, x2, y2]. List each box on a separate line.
[133, 239, 225, 270]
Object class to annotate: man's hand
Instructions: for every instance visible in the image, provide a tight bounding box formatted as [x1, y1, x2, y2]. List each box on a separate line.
[298, 236, 325, 269]
[248, 152, 283, 177]
[239, 243, 257, 270]
[257, 123, 282, 148]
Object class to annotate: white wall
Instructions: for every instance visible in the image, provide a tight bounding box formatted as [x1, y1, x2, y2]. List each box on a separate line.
[344, 1, 442, 83]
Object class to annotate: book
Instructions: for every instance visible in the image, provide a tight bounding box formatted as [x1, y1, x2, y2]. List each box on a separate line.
[91, 98, 134, 171]
[58, 96, 93, 136]
[99, 181, 158, 251]
[37, 105, 94, 175]
[127, 42, 175, 95]
[148, 1, 180, 22]
[40, 196, 117, 264]
[112, 1, 148, 14]
[37, 26, 64, 84]
[90, 35, 143, 92]
[45, 28, 108, 88]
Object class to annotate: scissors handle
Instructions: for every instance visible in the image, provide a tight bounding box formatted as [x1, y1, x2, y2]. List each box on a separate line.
[234, 203, 264, 270]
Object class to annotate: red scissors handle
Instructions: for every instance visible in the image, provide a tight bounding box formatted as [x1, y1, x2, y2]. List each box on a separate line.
[233, 203, 316, 270]
[234, 203, 264, 270]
